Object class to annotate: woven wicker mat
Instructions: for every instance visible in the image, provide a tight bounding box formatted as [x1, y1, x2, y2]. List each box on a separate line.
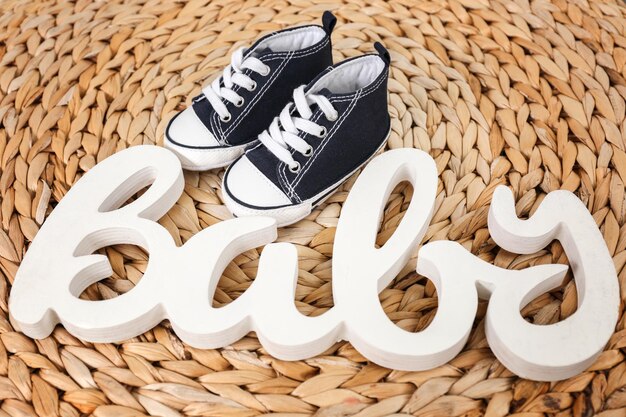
[1, 0, 626, 416]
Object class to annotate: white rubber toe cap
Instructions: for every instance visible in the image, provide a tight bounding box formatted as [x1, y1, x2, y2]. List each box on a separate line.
[165, 107, 247, 171]
[224, 156, 292, 208]
[166, 107, 220, 148]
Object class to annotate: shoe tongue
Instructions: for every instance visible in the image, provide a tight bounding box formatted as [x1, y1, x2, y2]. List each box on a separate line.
[248, 46, 274, 59]
[315, 87, 334, 98]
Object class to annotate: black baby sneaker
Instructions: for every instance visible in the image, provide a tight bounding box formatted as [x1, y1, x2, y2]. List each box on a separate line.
[164, 12, 337, 170]
[222, 43, 391, 226]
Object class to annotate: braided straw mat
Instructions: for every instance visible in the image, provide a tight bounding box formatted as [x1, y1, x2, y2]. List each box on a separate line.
[3, 0, 626, 416]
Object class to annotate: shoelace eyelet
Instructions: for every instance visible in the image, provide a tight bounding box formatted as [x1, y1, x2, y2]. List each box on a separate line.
[260, 66, 270, 76]
[303, 146, 313, 157]
[220, 114, 232, 123]
[249, 81, 257, 91]
[318, 127, 327, 138]
[289, 161, 301, 173]
[235, 98, 245, 107]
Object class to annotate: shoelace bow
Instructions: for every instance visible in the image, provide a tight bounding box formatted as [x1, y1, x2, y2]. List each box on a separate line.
[259, 86, 339, 172]
[202, 47, 270, 122]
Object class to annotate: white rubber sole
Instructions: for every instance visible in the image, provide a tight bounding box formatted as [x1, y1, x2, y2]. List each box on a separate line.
[164, 135, 248, 171]
[222, 130, 390, 227]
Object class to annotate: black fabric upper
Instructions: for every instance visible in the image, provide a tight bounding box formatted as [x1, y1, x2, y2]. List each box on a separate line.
[185, 13, 336, 148]
[240, 44, 391, 206]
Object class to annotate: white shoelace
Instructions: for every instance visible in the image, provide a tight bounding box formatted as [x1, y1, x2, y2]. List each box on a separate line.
[202, 47, 270, 122]
[259, 86, 338, 172]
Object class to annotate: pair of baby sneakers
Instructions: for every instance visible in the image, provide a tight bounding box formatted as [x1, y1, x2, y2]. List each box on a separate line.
[164, 12, 391, 226]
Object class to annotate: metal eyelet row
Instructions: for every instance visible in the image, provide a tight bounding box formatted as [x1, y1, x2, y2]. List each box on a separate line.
[220, 66, 270, 123]
[294, 114, 338, 168]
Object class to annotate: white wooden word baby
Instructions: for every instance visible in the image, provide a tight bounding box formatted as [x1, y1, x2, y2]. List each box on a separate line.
[9, 145, 619, 381]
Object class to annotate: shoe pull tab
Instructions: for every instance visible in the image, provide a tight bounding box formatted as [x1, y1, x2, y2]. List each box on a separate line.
[374, 42, 391, 65]
[322, 11, 337, 34]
